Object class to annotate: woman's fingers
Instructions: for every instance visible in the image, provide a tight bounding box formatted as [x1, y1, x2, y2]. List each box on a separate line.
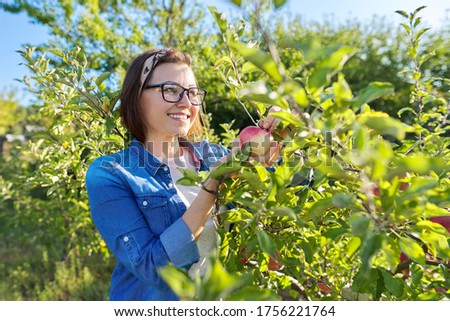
[259, 105, 283, 132]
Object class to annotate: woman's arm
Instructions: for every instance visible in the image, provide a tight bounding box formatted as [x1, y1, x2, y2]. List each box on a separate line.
[181, 176, 220, 240]
[86, 157, 200, 284]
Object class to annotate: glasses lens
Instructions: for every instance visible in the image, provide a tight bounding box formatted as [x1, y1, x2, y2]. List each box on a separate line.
[188, 88, 205, 105]
[162, 84, 183, 102]
[161, 83, 206, 105]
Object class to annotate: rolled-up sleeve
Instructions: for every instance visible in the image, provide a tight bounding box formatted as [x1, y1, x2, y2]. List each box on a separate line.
[160, 218, 199, 267]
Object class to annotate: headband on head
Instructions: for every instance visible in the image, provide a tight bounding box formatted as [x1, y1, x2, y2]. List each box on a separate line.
[138, 50, 167, 96]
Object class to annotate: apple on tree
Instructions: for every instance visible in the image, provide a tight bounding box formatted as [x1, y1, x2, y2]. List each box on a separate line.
[268, 250, 284, 271]
[399, 215, 450, 277]
[429, 216, 450, 232]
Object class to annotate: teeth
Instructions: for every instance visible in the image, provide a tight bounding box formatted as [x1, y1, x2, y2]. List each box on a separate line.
[168, 114, 189, 120]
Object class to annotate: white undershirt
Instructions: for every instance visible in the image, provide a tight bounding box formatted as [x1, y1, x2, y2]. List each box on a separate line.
[164, 148, 218, 277]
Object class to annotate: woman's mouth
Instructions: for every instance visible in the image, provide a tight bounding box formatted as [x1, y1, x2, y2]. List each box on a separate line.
[168, 113, 190, 120]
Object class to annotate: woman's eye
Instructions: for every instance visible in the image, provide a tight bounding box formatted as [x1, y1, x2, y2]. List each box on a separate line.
[164, 86, 179, 94]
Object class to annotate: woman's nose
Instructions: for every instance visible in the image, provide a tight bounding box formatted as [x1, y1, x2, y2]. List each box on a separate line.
[177, 90, 192, 107]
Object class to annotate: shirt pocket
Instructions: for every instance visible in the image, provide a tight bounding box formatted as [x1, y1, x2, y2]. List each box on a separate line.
[136, 194, 170, 235]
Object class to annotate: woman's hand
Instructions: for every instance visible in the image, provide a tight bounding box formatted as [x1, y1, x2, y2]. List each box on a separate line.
[260, 105, 303, 139]
[258, 105, 283, 132]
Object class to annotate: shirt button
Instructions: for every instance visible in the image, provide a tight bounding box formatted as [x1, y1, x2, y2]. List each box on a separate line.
[163, 166, 168, 171]
[168, 183, 173, 188]
[123, 236, 129, 242]
[142, 200, 148, 206]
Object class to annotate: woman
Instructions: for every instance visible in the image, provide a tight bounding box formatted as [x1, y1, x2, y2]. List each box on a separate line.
[86, 48, 282, 300]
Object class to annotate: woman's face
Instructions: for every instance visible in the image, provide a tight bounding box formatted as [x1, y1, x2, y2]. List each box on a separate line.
[139, 63, 200, 142]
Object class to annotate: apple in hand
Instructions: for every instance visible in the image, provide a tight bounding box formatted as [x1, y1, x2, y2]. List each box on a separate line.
[239, 126, 273, 157]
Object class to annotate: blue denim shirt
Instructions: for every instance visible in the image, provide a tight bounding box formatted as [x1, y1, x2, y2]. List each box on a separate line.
[85, 138, 229, 300]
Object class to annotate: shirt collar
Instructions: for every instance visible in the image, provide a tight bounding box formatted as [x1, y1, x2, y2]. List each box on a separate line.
[129, 137, 202, 175]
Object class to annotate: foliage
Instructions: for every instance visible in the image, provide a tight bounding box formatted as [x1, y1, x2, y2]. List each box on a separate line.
[0, 0, 449, 300]
[178, 4, 449, 301]
[0, 91, 26, 135]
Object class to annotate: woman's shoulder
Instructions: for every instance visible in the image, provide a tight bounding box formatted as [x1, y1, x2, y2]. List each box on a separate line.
[86, 147, 137, 178]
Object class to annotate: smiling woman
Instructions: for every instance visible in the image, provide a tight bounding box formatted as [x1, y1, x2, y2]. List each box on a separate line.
[85, 48, 285, 300]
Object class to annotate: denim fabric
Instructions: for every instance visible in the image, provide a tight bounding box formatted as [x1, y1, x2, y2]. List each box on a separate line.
[85, 138, 229, 300]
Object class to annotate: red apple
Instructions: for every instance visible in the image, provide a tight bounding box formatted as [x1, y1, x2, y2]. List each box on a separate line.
[400, 252, 410, 277]
[429, 216, 450, 232]
[239, 126, 272, 157]
[397, 172, 410, 191]
[373, 186, 381, 197]
[318, 281, 333, 293]
[399, 181, 410, 191]
[240, 247, 248, 264]
[268, 251, 284, 271]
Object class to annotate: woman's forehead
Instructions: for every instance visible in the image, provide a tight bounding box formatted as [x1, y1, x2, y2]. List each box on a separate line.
[151, 63, 196, 83]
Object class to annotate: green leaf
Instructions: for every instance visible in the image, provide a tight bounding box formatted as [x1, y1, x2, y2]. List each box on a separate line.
[341, 287, 371, 300]
[104, 115, 117, 136]
[416, 220, 449, 235]
[268, 111, 305, 128]
[226, 286, 280, 300]
[299, 240, 313, 263]
[304, 197, 334, 221]
[176, 168, 201, 186]
[398, 237, 425, 265]
[159, 264, 195, 300]
[380, 268, 405, 298]
[333, 73, 353, 107]
[359, 111, 413, 140]
[394, 156, 446, 176]
[239, 80, 289, 108]
[323, 227, 347, 240]
[411, 264, 424, 288]
[280, 36, 322, 62]
[400, 23, 411, 34]
[209, 160, 242, 179]
[346, 236, 361, 257]
[348, 213, 371, 237]
[360, 234, 382, 271]
[353, 82, 394, 109]
[271, 206, 297, 220]
[307, 46, 358, 94]
[413, 17, 422, 28]
[414, 28, 430, 43]
[230, 41, 283, 82]
[331, 193, 356, 209]
[208, 6, 228, 33]
[397, 107, 417, 118]
[395, 10, 409, 18]
[353, 125, 369, 150]
[413, 6, 427, 15]
[256, 230, 277, 258]
[273, 0, 287, 9]
[223, 208, 253, 223]
[95, 71, 110, 88]
[198, 257, 242, 300]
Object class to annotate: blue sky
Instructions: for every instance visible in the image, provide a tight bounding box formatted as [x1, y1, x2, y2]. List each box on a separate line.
[1, 0, 448, 105]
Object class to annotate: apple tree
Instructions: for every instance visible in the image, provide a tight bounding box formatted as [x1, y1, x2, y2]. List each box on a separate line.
[162, 4, 450, 301]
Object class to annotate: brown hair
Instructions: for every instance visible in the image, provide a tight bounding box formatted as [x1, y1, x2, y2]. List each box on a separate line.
[119, 48, 205, 143]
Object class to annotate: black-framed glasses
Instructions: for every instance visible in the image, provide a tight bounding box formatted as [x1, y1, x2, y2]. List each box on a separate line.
[144, 82, 207, 106]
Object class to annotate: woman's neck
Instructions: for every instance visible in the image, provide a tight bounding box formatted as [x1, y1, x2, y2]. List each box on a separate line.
[143, 136, 181, 159]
